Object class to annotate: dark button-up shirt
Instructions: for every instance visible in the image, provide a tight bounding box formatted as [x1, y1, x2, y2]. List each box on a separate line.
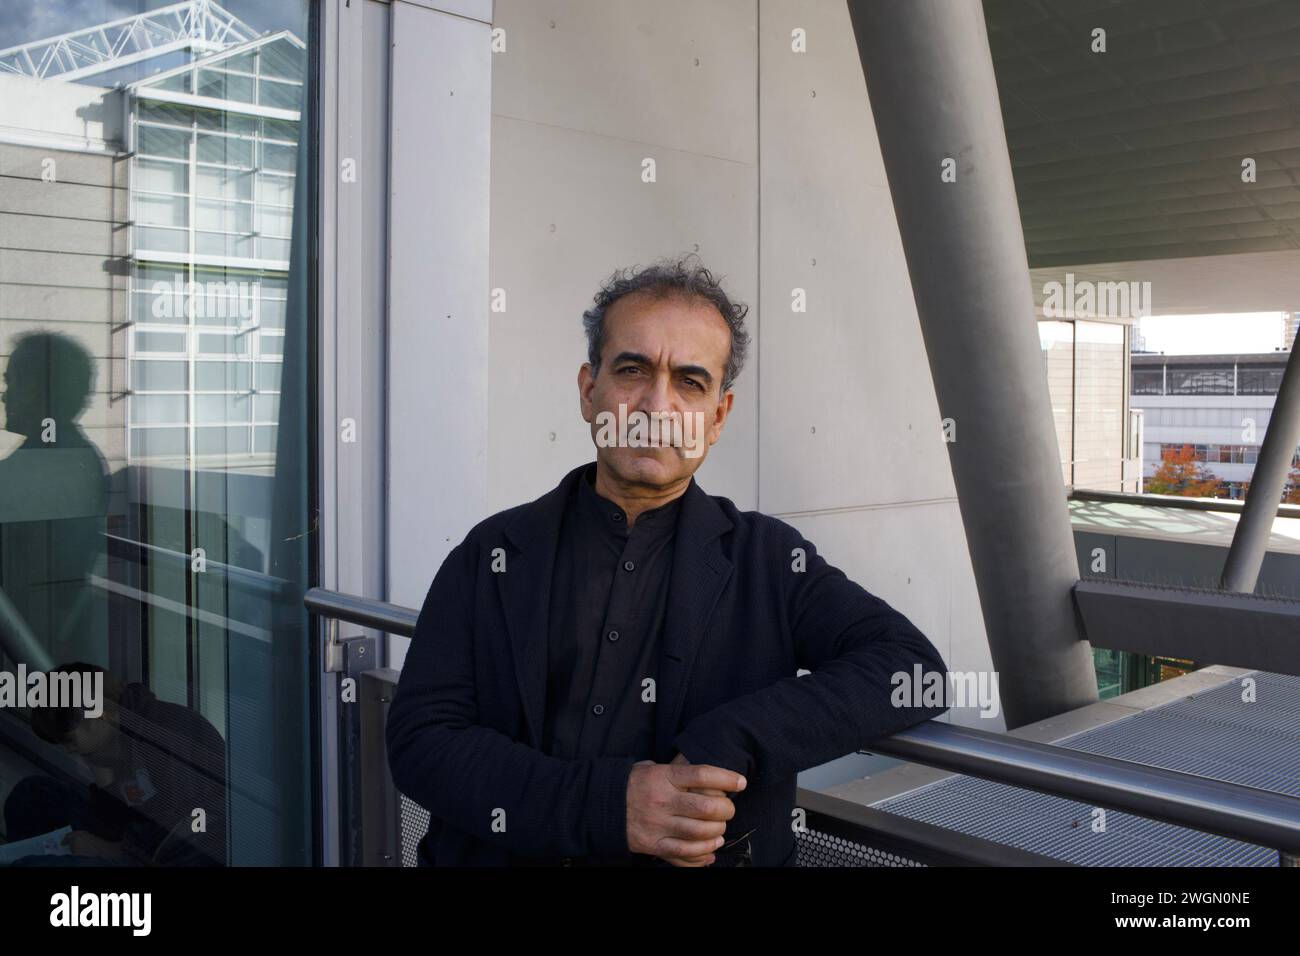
[542, 463, 682, 763]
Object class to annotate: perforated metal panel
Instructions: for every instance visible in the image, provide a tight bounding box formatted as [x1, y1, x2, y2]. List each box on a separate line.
[399, 794, 430, 868]
[875, 671, 1296, 866]
[796, 828, 925, 867]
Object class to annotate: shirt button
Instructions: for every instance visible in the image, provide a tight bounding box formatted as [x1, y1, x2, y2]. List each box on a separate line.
[607, 629, 620, 642]
[592, 704, 605, 716]
[623, 560, 635, 572]
[561, 857, 573, 866]
[612, 512, 623, 522]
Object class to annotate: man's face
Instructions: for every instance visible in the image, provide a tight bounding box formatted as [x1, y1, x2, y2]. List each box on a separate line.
[0, 363, 37, 437]
[579, 291, 734, 490]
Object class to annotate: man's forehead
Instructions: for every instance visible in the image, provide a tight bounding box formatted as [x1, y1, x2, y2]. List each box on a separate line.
[604, 293, 730, 355]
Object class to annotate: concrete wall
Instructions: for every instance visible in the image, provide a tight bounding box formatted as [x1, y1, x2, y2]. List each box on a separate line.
[485, 0, 996, 758]
[0, 136, 128, 475]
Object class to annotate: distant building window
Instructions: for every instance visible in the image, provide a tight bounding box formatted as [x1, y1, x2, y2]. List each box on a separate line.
[1132, 368, 1163, 394]
[1160, 443, 1261, 465]
[1167, 365, 1233, 395]
[1237, 366, 1284, 395]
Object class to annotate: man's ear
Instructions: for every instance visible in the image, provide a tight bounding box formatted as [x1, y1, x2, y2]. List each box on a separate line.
[578, 363, 595, 423]
[708, 388, 734, 445]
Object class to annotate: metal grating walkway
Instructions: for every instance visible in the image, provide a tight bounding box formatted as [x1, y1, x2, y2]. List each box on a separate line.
[875, 671, 1300, 866]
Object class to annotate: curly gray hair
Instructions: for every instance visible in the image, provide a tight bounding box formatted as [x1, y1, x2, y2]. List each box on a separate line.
[581, 253, 750, 393]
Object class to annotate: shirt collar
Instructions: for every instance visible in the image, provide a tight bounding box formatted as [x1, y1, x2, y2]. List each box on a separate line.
[577, 462, 684, 534]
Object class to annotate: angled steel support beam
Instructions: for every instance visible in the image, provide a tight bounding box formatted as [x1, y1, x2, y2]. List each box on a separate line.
[846, 0, 1098, 728]
[1221, 344, 1300, 593]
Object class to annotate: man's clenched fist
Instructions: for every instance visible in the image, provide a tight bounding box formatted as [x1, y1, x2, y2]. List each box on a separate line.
[626, 756, 746, 866]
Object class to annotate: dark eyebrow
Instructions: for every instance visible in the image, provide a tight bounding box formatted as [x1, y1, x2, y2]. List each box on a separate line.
[610, 352, 715, 387]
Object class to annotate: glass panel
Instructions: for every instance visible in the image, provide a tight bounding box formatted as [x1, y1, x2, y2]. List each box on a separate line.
[138, 101, 195, 127]
[197, 394, 251, 424]
[263, 119, 298, 142]
[196, 109, 257, 136]
[258, 78, 302, 111]
[257, 174, 295, 205]
[197, 166, 254, 201]
[198, 333, 250, 355]
[132, 395, 188, 425]
[1038, 320, 1074, 487]
[256, 361, 282, 391]
[148, 73, 191, 94]
[196, 231, 256, 258]
[196, 69, 256, 105]
[195, 426, 251, 455]
[137, 194, 189, 228]
[0, 1, 315, 868]
[259, 206, 293, 238]
[135, 330, 186, 353]
[136, 158, 189, 195]
[196, 199, 253, 234]
[132, 360, 188, 391]
[138, 125, 190, 159]
[262, 142, 297, 173]
[197, 133, 254, 168]
[131, 426, 188, 457]
[222, 52, 256, 74]
[196, 361, 253, 391]
[259, 40, 304, 80]
[135, 226, 188, 254]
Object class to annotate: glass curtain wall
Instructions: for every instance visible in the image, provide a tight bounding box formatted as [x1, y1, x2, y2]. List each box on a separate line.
[0, 0, 317, 867]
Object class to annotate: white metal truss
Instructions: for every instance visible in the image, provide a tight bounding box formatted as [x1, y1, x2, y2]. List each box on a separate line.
[0, 0, 260, 83]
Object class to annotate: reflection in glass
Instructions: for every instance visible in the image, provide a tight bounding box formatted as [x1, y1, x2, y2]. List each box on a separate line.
[0, 0, 314, 867]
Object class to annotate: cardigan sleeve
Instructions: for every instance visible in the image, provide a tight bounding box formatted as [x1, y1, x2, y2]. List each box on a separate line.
[672, 529, 950, 784]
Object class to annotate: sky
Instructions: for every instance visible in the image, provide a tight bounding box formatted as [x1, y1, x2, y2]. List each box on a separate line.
[1136, 312, 1288, 356]
[0, 0, 305, 51]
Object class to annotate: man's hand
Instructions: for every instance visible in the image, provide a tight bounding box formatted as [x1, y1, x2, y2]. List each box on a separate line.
[626, 757, 746, 866]
[665, 752, 735, 865]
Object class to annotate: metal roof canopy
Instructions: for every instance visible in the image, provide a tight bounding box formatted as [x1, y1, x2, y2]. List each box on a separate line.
[986, 0, 1300, 269]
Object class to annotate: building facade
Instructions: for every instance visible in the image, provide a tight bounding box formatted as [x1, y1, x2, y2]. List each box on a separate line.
[1132, 351, 1299, 500]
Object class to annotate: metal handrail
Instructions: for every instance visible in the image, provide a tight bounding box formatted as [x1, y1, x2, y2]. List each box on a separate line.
[306, 586, 1300, 864]
[305, 587, 418, 636]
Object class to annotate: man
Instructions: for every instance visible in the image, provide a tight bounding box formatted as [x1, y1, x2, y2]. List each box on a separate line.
[386, 253, 950, 866]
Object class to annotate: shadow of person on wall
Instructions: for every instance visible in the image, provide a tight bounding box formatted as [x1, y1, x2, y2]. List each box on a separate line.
[0, 332, 111, 669]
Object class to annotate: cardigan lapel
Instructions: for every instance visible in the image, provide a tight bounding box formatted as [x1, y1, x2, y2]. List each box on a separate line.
[497, 463, 586, 748]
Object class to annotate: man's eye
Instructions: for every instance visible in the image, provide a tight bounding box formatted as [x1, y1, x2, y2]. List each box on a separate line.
[684, 378, 703, 390]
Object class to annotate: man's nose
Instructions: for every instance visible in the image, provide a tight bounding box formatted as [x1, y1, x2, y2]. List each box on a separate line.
[637, 373, 675, 412]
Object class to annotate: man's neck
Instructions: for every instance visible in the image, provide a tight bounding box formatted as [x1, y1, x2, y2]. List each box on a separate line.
[592, 461, 690, 528]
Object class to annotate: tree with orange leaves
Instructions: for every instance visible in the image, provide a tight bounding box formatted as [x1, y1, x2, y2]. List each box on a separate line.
[1145, 444, 1226, 498]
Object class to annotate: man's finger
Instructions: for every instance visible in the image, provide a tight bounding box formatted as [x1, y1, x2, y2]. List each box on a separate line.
[671, 763, 746, 794]
[671, 789, 736, 823]
[654, 834, 726, 861]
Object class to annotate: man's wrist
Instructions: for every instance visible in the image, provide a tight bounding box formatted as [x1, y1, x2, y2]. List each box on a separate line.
[588, 755, 639, 857]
